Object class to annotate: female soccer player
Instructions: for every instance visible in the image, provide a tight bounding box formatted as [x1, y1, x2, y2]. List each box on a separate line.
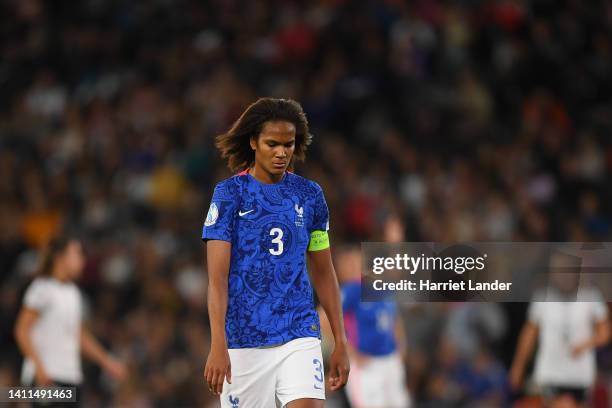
[202, 98, 349, 407]
[340, 216, 411, 408]
[15, 237, 127, 405]
[510, 252, 611, 408]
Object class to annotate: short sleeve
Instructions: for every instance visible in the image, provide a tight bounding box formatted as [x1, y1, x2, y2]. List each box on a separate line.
[202, 181, 239, 242]
[23, 279, 51, 312]
[592, 302, 608, 321]
[589, 290, 608, 321]
[310, 186, 329, 233]
[527, 302, 542, 324]
[341, 282, 361, 313]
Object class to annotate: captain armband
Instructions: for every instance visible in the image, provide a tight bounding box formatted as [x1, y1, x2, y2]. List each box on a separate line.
[308, 230, 330, 251]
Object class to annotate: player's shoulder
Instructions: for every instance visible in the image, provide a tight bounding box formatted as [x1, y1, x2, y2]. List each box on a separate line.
[24, 277, 56, 298]
[577, 286, 605, 302]
[285, 172, 323, 196]
[213, 173, 243, 188]
[212, 174, 246, 197]
[28, 277, 52, 289]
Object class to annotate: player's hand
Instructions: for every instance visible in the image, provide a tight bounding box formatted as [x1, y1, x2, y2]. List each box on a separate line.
[34, 365, 52, 386]
[104, 357, 128, 381]
[328, 343, 350, 391]
[204, 346, 231, 395]
[571, 342, 591, 358]
[509, 365, 523, 391]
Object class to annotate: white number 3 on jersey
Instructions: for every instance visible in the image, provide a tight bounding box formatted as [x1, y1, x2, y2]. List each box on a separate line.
[269, 227, 284, 255]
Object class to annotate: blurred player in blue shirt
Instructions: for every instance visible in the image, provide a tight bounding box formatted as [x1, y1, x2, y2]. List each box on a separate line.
[340, 216, 411, 408]
[202, 98, 349, 408]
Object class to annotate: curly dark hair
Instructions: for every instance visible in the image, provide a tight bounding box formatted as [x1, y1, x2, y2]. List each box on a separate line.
[216, 98, 313, 172]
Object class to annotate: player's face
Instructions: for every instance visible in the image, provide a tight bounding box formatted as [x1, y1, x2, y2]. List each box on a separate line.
[549, 253, 580, 294]
[384, 216, 405, 243]
[60, 241, 85, 280]
[251, 121, 295, 181]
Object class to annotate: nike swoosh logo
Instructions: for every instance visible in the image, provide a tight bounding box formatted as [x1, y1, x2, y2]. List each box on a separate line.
[238, 209, 254, 216]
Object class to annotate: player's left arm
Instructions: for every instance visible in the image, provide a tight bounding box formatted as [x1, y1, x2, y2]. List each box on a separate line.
[308, 246, 350, 391]
[572, 318, 611, 357]
[80, 326, 127, 380]
[572, 300, 611, 357]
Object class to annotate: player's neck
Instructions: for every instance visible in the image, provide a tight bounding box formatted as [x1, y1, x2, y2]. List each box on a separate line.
[51, 268, 70, 282]
[249, 166, 285, 184]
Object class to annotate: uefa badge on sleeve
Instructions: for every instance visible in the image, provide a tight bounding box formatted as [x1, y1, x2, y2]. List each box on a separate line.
[205, 202, 219, 226]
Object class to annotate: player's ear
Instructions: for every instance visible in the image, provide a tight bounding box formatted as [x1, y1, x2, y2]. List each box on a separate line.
[250, 136, 257, 151]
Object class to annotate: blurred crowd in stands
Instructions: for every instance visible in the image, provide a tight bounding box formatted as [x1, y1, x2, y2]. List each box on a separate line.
[1, 0, 611, 406]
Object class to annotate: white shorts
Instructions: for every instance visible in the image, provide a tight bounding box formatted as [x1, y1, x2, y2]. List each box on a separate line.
[220, 337, 325, 408]
[346, 352, 411, 408]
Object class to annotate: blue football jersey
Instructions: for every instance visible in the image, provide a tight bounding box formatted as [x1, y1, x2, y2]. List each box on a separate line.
[202, 171, 329, 348]
[342, 281, 397, 356]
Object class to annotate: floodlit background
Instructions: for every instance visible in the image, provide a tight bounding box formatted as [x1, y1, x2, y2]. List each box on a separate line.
[1, 0, 611, 406]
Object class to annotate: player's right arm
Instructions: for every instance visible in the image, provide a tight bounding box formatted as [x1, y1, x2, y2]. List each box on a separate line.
[14, 280, 52, 385]
[202, 181, 238, 396]
[204, 240, 232, 395]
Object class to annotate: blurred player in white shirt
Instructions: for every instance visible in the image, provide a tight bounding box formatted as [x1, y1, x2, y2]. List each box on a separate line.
[14, 236, 127, 406]
[510, 252, 611, 408]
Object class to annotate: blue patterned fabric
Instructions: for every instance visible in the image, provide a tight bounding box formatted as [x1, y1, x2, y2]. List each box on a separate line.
[342, 281, 398, 356]
[202, 171, 329, 348]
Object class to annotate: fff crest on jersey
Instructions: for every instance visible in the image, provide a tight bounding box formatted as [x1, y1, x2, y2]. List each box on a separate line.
[294, 203, 304, 227]
[229, 395, 239, 408]
[205, 202, 219, 226]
